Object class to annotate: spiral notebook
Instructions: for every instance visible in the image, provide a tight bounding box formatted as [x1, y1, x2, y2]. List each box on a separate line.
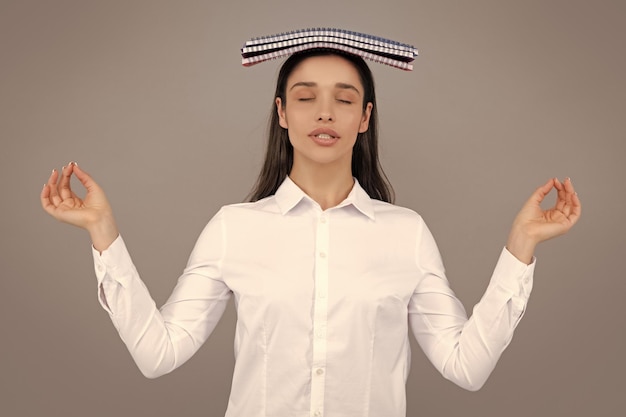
[242, 28, 418, 71]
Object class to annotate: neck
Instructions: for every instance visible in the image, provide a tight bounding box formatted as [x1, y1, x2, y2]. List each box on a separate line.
[289, 157, 354, 210]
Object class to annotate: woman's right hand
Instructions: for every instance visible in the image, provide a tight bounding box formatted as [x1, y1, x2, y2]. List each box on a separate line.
[41, 162, 119, 252]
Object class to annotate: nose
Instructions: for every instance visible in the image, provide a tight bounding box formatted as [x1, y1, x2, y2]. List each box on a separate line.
[316, 98, 334, 122]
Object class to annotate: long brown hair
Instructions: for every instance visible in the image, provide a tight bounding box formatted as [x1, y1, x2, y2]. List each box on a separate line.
[247, 50, 395, 203]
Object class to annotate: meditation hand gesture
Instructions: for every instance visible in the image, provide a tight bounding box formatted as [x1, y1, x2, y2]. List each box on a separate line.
[507, 177, 581, 263]
[41, 162, 119, 252]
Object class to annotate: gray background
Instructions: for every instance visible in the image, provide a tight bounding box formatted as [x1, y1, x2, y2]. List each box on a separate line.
[2, 0, 624, 416]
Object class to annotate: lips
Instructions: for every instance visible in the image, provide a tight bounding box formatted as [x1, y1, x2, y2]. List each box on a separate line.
[309, 128, 340, 139]
[308, 128, 340, 146]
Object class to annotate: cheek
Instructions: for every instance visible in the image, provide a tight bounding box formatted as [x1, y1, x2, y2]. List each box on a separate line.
[284, 107, 310, 131]
[345, 110, 367, 131]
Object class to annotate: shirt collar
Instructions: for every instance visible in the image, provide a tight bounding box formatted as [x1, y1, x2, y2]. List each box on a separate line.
[274, 176, 376, 220]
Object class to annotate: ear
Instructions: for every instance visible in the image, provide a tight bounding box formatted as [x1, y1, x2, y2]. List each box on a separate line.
[358, 102, 373, 133]
[276, 97, 288, 129]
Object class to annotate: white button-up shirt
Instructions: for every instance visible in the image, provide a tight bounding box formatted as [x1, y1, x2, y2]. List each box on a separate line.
[93, 176, 534, 417]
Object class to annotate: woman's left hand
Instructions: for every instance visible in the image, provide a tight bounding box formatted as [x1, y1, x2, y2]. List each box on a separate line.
[506, 177, 582, 264]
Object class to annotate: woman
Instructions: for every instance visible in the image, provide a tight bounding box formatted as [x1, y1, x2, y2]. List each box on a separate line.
[41, 50, 581, 416]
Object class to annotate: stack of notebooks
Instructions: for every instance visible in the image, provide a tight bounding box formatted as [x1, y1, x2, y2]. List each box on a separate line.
[241, 28, 418, 71]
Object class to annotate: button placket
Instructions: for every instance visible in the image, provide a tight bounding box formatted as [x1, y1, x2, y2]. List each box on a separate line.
[310, 212, 329, 416]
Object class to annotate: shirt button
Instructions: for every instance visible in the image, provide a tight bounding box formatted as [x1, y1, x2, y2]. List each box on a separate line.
[319, 252, 326, 258]
[316, 368, 324, 375]
[320, 217, 327, 224]
[313, 411, 322, 417]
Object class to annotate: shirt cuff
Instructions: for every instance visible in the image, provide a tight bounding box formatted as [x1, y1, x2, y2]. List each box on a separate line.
[92, 234, 135, 288]
[491, 247, 535, 298]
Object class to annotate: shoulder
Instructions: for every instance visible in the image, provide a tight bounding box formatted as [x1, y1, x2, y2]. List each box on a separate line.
[371, 199, 426, 225]
[209, 195, 282, 223]
[195, 196, 280, 242]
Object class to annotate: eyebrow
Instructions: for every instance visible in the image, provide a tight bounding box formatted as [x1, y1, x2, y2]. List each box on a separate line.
[289, 81, 361, 96]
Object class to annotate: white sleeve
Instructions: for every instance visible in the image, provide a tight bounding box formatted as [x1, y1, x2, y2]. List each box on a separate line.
[92, 210, 232, 378]
[409, 220, 534, 391]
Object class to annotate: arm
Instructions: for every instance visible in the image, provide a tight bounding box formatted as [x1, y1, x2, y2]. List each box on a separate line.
[93, 216, 231, 378]
[409, 178, 581, 390]
[41, 163, 231, 378]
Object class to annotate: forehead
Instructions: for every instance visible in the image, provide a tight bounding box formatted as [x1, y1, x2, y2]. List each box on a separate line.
[287, 55, 363, 91]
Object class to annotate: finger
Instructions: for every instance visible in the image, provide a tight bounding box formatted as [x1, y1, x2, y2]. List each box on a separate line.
[58, 163, 75, 200]
[557, 177, 577, 211]
[41, 181, 52, 212]
[555, 178, 568, 212]
[569, 192, 582, 224]
[565, 178, 581, 214]
[563, 177, 576, 195]
[47, 168, 63, 207]
[72, 163, 100, 193]
[553, 177, 564, 191]
[560, 179, 581, 221]
[41, 169, 59, 213]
